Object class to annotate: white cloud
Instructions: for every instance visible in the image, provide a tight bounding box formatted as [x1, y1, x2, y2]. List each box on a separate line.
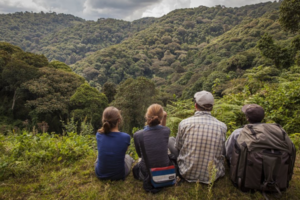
[0, 0, 274, 21]
[142, 0, 191, 18]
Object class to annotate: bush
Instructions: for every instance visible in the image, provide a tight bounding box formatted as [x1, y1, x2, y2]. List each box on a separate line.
[0, 131, 95, 180]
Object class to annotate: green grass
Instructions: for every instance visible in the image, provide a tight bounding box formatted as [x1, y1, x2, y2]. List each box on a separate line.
[1, 152, 300, 200]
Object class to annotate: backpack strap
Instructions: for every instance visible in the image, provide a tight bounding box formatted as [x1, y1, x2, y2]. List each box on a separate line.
[261, 154, 282, 200]
[247, 125, 257, 139]
[275, 124, 286, 141]
[139, 132, 152, 176]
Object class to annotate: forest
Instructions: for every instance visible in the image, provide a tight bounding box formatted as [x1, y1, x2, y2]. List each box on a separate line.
[1, 0, 300, 199]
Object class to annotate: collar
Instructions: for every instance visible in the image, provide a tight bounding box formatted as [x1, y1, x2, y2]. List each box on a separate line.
[194, 111, 212, 116]
[143, 125, 164, 131]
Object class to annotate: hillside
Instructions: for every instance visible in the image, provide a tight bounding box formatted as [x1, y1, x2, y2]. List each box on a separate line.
[0, 12, 84, 52]
[71, 2, 291, 94]
[0, 12, 156, 64]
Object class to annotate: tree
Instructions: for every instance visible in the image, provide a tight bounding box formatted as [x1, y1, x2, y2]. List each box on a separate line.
[22, 67, 84, 130]
[2, 60, 38, 110]
[102, 81, 117, 103]
[279, 0, 300, 33]
[49, 60, 72, 72]
[70, 83, 108, 130]
[111, 77, 157, 134]
[257, 33, 295, 69]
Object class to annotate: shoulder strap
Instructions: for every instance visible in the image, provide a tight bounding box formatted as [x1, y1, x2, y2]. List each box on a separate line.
[139, 132, 152, 175]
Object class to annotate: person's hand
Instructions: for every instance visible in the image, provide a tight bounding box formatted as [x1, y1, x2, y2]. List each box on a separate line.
[163, 111, 167, 119]
[161, 111, 167, 126]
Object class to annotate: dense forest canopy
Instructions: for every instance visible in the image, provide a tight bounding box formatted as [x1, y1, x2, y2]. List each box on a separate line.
[0, 0, 300, 135]
[0, 42, 108, 133]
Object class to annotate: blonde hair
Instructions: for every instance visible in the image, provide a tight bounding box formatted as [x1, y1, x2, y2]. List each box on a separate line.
[98, 106, 122, 134]
[145, 104, 164, 127]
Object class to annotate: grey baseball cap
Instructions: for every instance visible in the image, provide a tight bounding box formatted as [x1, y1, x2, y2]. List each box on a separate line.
[194, 91, 214, 106]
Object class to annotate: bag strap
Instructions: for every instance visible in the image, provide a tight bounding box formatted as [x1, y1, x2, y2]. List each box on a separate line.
[139, 131, 153, 176]
[247, 125, 257, 139]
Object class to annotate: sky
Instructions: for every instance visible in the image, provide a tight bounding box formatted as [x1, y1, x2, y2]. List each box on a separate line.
[0, 0, 272, 21]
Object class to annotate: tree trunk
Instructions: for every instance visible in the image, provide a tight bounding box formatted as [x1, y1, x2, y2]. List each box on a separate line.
[12, 89, 17, 110]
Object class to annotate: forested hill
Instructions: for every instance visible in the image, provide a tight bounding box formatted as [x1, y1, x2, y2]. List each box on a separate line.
[0, 12, 84, 52]
[0, 12, 156, 64]
[71, 1, 293, 94]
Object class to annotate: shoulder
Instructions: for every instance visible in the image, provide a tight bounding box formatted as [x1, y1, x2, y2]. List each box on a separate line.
[231, 128, 243, 137]
[119, 132, 131, 139]
[133, 129, 144, 139]
[179, 116, 195, 126]
[210, 116, 227, 129]
[161, 126, 170, 132]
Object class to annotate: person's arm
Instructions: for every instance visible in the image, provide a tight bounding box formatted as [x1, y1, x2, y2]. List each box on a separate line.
[175, 122, 183, 151]
[225, 128, 242, 162]
[133, 133, 142, 158]
[160, 111, 167, 126]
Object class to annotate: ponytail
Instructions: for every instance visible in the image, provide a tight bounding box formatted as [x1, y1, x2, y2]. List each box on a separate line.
[98, 107, 122, 134]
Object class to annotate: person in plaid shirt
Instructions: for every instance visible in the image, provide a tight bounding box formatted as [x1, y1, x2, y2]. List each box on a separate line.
[169, 91, 227, 183]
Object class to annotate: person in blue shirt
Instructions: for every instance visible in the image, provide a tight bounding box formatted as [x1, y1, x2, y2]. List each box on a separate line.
[95, 106, 134, 180]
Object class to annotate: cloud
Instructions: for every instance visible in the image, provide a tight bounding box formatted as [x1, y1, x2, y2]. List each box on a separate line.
[83, 0, 163, 20]
[0, 0, 273, 21]
[142, 0, 191, 18]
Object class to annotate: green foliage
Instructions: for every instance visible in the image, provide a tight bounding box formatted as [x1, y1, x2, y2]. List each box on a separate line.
[71, 2, 287, 97]
[0, 131, 95, 181]
[257, 33, 296, 69]
[111, 77, 157, 134]
[102, 81, 117, 103]
[49, 60, 72, 72]
[289, 133, 300, 150]
[70, 83, 108, 130]
[279, 0, 300, 33]
[0, 42, 105, 133]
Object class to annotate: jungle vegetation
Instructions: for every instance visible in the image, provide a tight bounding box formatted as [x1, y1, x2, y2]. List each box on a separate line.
[1, 0, 300, 199]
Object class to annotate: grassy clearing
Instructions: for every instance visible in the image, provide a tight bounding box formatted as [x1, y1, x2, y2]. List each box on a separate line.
[1, 152, 300, 200]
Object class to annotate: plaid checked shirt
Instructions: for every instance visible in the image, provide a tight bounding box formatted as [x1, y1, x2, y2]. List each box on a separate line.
[175, 111, 227, 183]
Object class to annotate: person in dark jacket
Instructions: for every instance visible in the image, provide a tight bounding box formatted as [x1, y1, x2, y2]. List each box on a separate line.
[133, 104, 172, 191]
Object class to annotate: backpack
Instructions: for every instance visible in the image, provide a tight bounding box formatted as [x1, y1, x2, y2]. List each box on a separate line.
[230, 123, 296, 198]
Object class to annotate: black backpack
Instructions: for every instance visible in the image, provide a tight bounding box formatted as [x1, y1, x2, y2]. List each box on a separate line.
[230, 124, 296, 198]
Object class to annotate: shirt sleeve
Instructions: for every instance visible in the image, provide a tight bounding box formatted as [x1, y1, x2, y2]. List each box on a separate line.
[125, 134, 131, 146]
[133, 132, 142, 158]
[225, 128, 242, 162]
[175, 122, 183, 150]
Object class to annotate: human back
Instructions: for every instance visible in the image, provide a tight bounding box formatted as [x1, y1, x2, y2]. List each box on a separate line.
[176, 110, 227, 183]
[133, 104, 173, 192]
[95, 106, 133, 180]
[172, 91, 227, 183]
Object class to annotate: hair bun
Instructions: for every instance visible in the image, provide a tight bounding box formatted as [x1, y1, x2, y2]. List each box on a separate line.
[149, 116, 160, 126]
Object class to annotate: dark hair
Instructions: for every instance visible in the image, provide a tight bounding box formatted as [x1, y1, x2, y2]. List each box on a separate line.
[195, 101, 213, 111]
[98, 106, 122, 134]
[145, 104, 164, 127]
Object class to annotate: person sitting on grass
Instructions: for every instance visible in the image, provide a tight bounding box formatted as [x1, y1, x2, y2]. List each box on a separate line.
[133, 104, 172, 192]
[225, 104, 265, 164]
[168, 90, 227, 184]
[95, 106, 134, 180]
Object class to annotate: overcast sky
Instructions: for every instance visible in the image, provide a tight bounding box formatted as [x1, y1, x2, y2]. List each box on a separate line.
[0, 0, 272, 21]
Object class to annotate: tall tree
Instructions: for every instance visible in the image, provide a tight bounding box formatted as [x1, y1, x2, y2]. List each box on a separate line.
[70, 83, 108, 129]
[102, 81, 117, 103]
[2, 60, 38, 110]
[22, 67, 84, 130]
[279, 0, 300, 33]
[111, 77, 157, 134]
[257, 33, 296, 69]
